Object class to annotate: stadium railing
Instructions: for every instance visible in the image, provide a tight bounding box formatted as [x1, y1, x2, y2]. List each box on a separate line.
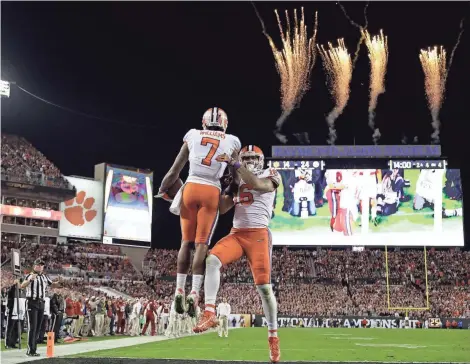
[1, 172, 75, 190]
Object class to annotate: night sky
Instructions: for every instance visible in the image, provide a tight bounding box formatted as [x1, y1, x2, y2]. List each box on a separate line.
[2, 2, 469, 249]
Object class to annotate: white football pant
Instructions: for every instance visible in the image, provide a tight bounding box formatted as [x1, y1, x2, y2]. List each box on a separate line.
[218, 315, 228, 337]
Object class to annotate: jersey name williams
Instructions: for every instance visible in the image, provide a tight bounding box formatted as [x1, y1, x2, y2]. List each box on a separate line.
[200, 130, 226, 139]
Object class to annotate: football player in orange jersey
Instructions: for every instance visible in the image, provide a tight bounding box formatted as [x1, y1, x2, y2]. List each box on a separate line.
[158, 108, 241, 318]
[194, 145, 281, 363]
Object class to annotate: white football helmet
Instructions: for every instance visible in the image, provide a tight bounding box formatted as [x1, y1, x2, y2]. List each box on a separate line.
[202, 107, 228, 132]
[298, 168, 312, 182]
[239, 145, 264, 173]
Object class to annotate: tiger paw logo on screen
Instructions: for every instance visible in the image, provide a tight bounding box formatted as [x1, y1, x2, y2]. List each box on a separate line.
[64, 191, 97, 226]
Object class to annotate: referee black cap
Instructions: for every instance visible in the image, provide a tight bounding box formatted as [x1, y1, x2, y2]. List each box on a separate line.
[33, 258, 45, 266]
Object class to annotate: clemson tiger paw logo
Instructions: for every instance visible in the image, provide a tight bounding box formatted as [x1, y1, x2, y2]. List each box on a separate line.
[64, 191, 97, 226]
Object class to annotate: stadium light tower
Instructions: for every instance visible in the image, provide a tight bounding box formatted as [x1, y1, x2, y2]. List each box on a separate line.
[0, 80, 11, 98]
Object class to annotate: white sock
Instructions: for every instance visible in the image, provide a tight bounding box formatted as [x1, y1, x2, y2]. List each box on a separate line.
[204, 255, 222, 312]
[191, 275, 204, 295]
[371, 201, 377, 219]
[445, 208, 462, 217]
[175, 273, 187, 295]
[256, 284, 278, 337]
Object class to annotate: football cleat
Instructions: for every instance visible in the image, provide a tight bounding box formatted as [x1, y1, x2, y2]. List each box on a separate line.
[186, 292, 198, 318]
[269, 336, 281, 363]
[174, 288, 186, 315]
[193, 310, 219, 333]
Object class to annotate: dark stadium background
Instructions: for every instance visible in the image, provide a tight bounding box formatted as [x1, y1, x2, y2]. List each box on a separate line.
[1, 2, 469, 249]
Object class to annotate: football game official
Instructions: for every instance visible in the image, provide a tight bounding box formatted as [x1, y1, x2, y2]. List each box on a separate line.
[20, 259, 61, 357]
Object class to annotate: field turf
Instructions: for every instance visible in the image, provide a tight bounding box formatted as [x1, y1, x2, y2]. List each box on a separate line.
[69, 327, 470, 362]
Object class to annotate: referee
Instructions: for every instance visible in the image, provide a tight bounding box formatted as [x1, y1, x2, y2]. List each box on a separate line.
[20, 259, 61, 357]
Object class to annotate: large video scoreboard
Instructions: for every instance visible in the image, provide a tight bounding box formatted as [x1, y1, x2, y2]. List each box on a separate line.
[267, 158, 463, 247]
[95, 163, 153, 248]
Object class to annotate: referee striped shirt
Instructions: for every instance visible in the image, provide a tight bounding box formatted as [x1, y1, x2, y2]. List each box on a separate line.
[24, 273, 52, 300]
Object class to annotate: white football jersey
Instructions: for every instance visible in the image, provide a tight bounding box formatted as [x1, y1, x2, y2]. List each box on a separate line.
[233, 168, 280, 229]
[357, 169, 378, 199]
[184, 129, 241, 188]
[330, 170, 357, 210]
[217, 302, 231, 317]
[416, 169, 442, 202]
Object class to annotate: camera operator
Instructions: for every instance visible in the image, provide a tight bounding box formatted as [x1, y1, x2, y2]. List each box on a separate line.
[19, 259, 62, 357]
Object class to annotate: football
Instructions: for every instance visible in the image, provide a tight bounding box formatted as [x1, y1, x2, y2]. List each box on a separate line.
[163, 178, 183, 201]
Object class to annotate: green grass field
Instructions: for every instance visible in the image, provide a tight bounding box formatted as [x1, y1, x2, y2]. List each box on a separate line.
[270, 169, 463, 233]
[70, 328, 470, 362]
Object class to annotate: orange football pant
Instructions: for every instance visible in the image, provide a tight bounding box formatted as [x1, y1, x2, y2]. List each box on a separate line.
[180, 182, 220, 244]
[210, 228, 272, 285]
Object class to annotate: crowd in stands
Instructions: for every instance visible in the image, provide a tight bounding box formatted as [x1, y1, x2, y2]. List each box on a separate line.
[2, 239, 469, 320]
[1, 134, 72, 189]
[65, 241, 123, 255]
[143, 247, 470, 319]
[1, 239, 141, 280]
[313, 248, 470, 286]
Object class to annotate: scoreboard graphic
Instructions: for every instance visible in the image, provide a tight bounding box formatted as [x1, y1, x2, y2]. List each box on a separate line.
[268, 159, 464, 247]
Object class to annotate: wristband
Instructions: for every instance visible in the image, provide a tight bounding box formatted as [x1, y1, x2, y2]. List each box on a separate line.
[232, 162, 241, 170]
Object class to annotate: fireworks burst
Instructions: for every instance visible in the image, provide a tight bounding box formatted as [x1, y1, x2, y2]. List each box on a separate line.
[318, 39, 353, 145]
[362, 29, 388, 144]
[253, 5, 318, 143]
[419, 16, 465, 144]
[419, 46, 447, 144]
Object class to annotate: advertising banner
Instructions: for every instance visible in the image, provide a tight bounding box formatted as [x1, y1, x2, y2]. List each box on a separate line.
[253, 315, 470, 329]
[1, 204, 62, 221]
[228, 314, 252, 328]
[59, 176, 104, 240]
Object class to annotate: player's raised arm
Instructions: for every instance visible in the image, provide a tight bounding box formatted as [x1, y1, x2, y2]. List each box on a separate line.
[159, 143, 189, 193]
[216, 153, 278, 193]
[219, 175, 239, 214]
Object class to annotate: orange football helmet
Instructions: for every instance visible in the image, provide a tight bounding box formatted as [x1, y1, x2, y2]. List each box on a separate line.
[239, 145, 264, 173]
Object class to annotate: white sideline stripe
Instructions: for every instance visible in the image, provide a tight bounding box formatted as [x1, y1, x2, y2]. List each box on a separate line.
[0, 329, 231, 364]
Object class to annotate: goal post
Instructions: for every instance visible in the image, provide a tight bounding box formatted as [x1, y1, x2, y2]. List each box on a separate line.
[384, 245, 431, 312]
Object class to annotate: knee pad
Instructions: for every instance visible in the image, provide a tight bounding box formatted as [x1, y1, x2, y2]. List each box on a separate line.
[256, 284, 272, 298]
[206, 254, 222, 269]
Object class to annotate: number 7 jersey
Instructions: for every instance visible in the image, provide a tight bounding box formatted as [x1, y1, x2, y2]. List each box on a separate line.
[184, 129, 241, 189]
[233, 168, 281, 229]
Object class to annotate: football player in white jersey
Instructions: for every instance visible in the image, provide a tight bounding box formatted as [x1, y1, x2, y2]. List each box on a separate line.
[158, 107, 241, 318]
[193, 145, 281, 363]
[324, 169, 357, 235]
[356, 169, 381, 225]
[324, 169, 344, 231]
